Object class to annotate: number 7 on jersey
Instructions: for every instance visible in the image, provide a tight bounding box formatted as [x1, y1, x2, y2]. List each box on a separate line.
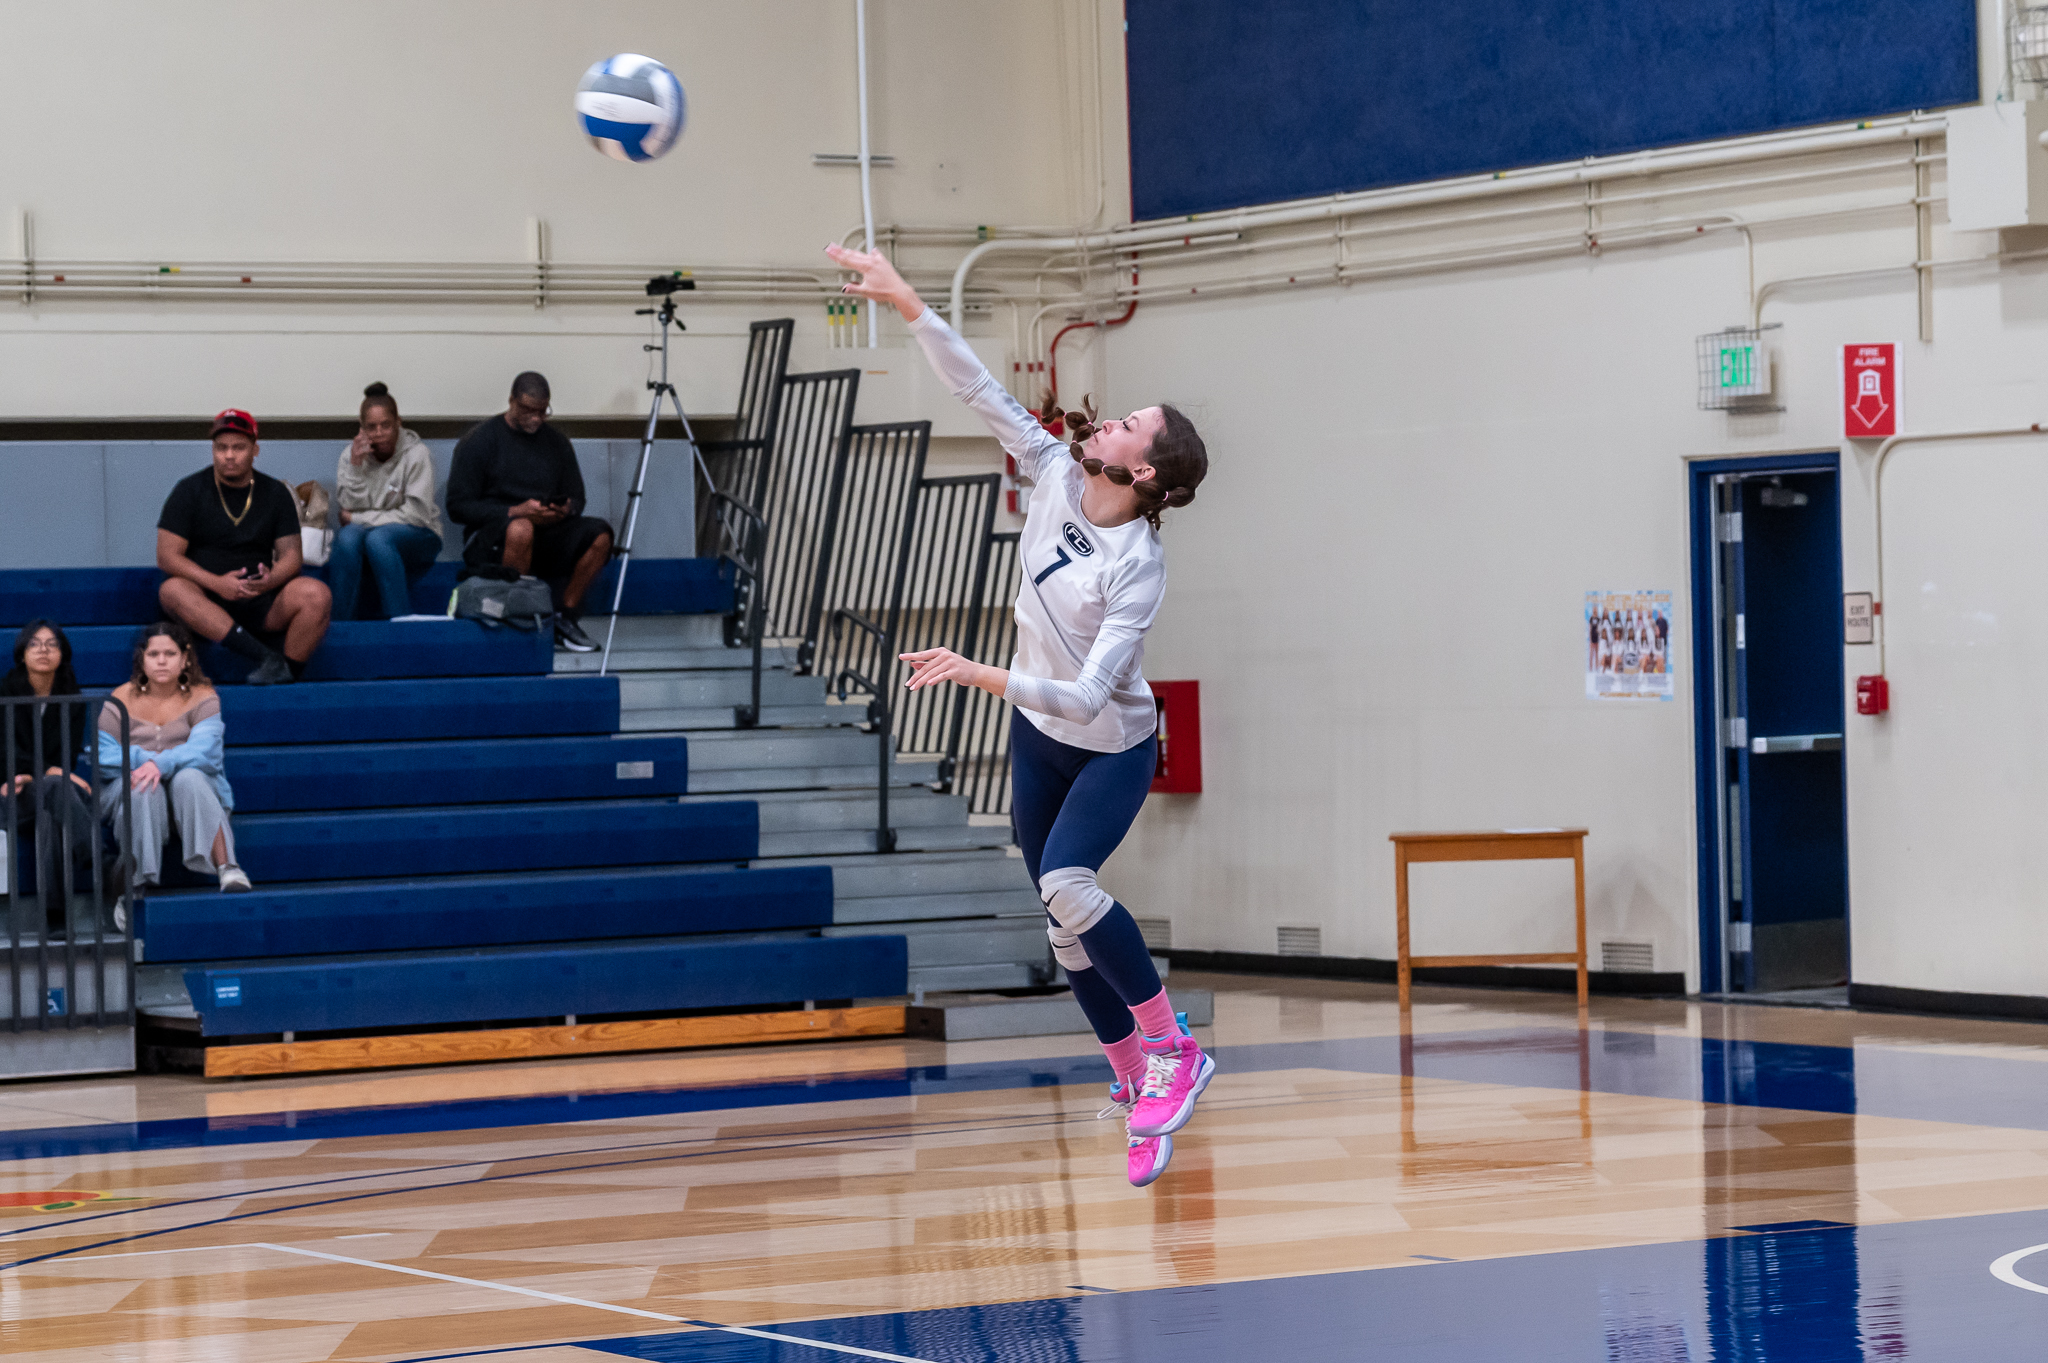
[1033, 543, 1072, 586]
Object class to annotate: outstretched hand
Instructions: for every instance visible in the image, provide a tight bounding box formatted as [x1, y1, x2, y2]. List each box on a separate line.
[900, 647, 1006, 698]
[826, 243, 923, 323]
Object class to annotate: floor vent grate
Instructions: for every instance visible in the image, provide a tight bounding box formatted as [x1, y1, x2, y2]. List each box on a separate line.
[1276, 926, 1322, 957]
[1601, 940, 1655, 973]
[1134, 918, 1172, 951]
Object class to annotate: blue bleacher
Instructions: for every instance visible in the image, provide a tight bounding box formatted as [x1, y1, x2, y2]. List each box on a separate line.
[181, 933, 908, 1036]
[0, 558, 734, 631]
[225, 735, 690, 811]
[70, 619, 553, 687]
[219, 676, 619, 744]
[135, 864, 834, 962]
[0, 560, 904, 1050]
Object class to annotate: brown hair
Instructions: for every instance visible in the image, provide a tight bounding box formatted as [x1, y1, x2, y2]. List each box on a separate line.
[360, 380, 399, 423]
[1131, 404, 1206, 530]
[129, 621, 210, 695]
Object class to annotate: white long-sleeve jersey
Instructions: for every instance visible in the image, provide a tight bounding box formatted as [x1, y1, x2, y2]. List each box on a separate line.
[906, 307, 1163, 754]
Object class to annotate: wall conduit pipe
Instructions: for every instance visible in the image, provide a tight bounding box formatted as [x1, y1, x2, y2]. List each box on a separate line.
[948, 116, 1947, 326]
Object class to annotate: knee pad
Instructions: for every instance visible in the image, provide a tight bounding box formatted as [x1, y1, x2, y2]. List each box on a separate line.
[1039, 865, 1113, 934]
[1047, 922, 1093, 972]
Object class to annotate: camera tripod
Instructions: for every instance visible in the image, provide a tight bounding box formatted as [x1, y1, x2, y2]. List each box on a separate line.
[600, 275, 715, 674]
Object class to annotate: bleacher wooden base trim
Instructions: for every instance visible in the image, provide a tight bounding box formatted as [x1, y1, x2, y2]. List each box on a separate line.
[202, 1006, 908, 1078]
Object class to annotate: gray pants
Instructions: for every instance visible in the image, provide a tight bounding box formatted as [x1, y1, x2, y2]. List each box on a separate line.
[98, 769, 236, 886]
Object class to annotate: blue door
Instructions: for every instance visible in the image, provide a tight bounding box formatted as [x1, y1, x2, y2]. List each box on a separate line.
[1692, 459, 1849, 994]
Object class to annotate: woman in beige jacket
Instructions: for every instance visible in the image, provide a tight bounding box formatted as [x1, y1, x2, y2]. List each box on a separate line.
[329, 382, 444, 619]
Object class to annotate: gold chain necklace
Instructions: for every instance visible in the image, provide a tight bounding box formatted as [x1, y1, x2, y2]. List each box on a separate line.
[215, 474, 255, 526]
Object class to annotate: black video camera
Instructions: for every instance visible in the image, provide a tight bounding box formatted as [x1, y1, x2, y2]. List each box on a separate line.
[645, 273, 696, 297]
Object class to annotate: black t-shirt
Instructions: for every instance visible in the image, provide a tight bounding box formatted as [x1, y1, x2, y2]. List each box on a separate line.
[158, 468, 303, 577]
[446, 416, 586, 529]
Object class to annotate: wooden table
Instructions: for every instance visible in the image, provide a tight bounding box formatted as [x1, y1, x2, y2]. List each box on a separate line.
[1390, 829, 1589, 1009]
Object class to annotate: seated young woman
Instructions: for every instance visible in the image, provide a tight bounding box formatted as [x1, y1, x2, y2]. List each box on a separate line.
[96, 621, 250, 893]
[2, 619, 97, 918]
[329, 381, 444, 620]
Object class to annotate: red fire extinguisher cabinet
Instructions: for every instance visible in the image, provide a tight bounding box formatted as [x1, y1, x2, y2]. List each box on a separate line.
[1150, 680, 1202, 793]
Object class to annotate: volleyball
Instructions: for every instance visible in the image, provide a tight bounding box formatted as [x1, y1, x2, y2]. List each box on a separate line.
[575, 54, 686, 163]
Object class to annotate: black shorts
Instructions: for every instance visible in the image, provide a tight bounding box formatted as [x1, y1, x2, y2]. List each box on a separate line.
[463, 514, 612, 583]
[202, 586, 282, 633]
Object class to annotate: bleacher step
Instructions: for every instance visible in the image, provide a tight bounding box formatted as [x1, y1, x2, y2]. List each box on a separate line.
[824, 917, 1047, 972]
[221, 676, 621, 746]
[225, 798, 756, 882]
[174, 931, 909, 1035]
[135, 863, 831, 962]
[227, 734, 690, 813]
[621, 705, 856, 732]
[906, 988, 1214, 1042]
[620, 672, 832, 710]
[172, 1004, 908, 1078]
[557, 644, 801, 674]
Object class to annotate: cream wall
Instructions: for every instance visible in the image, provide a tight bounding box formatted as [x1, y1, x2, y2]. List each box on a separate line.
[0, 0, 1092, 420]
[1098, 198, 2048, 998]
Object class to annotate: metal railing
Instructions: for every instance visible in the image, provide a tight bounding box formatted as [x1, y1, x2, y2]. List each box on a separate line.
[803, 422, 931, 692]
[1, 694, 134, 1035]
[756, 369, 862, 657]
[893, 475, 1004, 771]
[707, 491, 769, 728]
[827, 610, 898, 854]
[820, 472, 1006, 851]
[696, 318, 793, 559]
[949, 530, 1022, 816]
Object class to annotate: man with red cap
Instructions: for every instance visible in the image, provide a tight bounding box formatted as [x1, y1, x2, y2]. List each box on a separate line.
[157, 409, 332, 685]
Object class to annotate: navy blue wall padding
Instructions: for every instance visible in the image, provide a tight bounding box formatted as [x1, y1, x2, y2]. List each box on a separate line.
[227, 798, 757, 881]
[1125, 0, 1978, 219]
[587, 557, 736, 616]
[225, 735, 690, 812]
[315, 557, 733, 619]
[0, 567, 162, 628]
[219, 677, 620, 746]
[66, 619, 553, 687]
[181, 933, 909, 1034]
[136, 864, 834, 962]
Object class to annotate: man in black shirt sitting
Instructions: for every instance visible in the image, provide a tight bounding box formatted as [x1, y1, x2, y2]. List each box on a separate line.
[447, 371, 613, 652]
[157, 409, 332, 686]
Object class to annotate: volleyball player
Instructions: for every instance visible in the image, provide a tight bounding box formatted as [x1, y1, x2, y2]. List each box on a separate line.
[826, 242, 1212, 1187]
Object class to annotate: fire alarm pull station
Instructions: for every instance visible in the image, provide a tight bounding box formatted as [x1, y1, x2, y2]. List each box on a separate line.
[1150, 680, 1202, 793]
[1856, 674, 1890, 716]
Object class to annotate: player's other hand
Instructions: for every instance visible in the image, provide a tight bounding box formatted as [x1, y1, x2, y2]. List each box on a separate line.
[900, 646, 984, 693]
[827, 243, 916, 313]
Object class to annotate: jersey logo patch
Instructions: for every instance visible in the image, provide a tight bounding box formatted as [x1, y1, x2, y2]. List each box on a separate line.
[1061, 522, 1095, 557]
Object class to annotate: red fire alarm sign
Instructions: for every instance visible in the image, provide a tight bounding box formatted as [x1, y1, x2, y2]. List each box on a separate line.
[1843, 344, 1897, 439]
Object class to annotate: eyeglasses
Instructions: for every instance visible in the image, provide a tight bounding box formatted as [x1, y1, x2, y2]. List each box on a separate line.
[24, 639, 60, 653]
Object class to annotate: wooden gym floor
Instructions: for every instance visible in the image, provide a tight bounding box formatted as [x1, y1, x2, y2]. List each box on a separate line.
[1, 970, 2046, 1361]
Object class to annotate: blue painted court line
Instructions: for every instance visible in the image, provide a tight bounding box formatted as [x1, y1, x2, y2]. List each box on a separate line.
[7, 1026, 2048, 1163]
[578, 1206, 2048, 1363]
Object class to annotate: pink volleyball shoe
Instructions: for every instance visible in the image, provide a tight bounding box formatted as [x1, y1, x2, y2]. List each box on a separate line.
[1127, 1129, 1173, 1187]
[1100, 1080, 1173, 1187]
[1128, 1033, 1215, 1138]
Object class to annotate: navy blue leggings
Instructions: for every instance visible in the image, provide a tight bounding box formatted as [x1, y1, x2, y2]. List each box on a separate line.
[1010, 711, 1161, 1045]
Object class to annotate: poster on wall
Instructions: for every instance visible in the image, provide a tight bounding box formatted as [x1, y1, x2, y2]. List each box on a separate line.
[1585, 590, 1674, 700]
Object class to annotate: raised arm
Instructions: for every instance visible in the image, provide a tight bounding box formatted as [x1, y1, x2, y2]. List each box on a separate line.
[826, 243, 1065, 480]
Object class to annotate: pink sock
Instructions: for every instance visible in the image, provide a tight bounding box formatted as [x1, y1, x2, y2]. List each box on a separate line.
[1130, 988, 1178, 1043]
[1103, 1031, 1147, 1091]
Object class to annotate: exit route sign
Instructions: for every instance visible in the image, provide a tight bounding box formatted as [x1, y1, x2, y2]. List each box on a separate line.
[1844, 344, 1897, 439]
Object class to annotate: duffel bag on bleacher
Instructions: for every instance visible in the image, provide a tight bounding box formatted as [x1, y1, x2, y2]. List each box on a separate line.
[452, 571, 553, 631]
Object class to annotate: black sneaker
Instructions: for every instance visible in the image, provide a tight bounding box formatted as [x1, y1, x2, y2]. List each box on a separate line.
[246, 653, 295, 686]
[554, 616, 597, 652]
